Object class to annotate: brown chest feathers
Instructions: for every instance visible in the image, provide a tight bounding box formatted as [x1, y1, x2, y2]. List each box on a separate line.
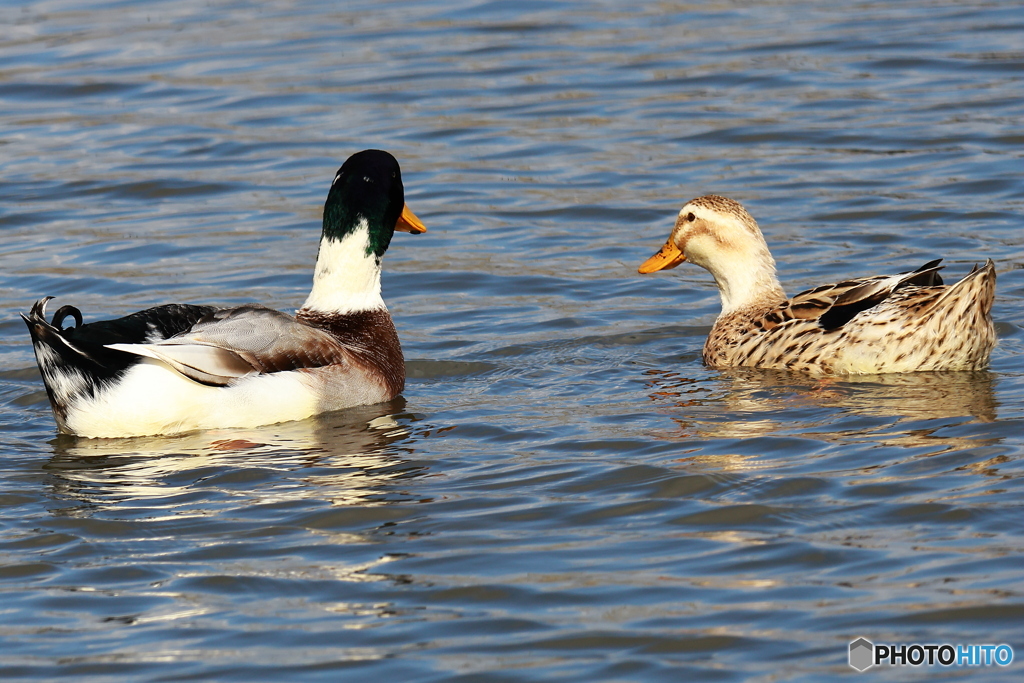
[297, 308, 406, 398]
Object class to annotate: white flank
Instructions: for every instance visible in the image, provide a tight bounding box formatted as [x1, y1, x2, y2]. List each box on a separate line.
[62, 358, 389, 438]
[301, 220, 386, 314]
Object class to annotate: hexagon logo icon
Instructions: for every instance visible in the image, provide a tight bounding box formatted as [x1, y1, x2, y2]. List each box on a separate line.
[849, 638, 874, 671]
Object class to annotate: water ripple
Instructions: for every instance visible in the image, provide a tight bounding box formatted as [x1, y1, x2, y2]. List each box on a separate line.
[1, 0, 1023, 680]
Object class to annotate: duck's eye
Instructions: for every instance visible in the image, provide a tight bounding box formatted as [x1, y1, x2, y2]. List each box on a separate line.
[687, 212, 696, 222]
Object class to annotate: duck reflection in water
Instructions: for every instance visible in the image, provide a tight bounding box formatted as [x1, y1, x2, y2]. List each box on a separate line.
[43, 400, 430, 512]
[643, 368, 999, 451]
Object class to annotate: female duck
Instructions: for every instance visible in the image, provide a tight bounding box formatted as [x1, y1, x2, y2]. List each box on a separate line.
[23, 149, 426, 438]
[638, 195, 996, 375]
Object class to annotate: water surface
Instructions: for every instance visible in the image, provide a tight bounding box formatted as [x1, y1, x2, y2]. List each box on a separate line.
[1, 1, 1023, 680]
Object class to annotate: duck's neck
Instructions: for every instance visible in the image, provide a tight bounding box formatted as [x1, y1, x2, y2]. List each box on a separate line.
[300, 222, 386, 315]
[706, 246, 786, 316]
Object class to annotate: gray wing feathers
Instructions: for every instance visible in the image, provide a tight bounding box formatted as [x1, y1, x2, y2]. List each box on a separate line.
[107, 305, 353, 386]
[106, 341, 257, 386]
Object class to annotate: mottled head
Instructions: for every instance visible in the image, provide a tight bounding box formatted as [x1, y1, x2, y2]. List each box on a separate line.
[638, 195, 784, 313]
[323, 149, 426, 257]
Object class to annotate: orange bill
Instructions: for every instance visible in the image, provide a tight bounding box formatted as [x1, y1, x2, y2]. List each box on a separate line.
[396, 204, 427, 234]
[638, 241, 685, 274]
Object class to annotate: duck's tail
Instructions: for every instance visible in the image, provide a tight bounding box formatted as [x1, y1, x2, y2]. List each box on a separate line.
[924, 259, 996, 317]
[21, 297, 99, 430]
[918, 259, 997, 370]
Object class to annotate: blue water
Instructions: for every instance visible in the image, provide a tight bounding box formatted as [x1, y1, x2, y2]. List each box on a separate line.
[1, 1, 1023, 680]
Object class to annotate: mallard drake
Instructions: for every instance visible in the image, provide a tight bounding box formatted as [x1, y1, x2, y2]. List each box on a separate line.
[23, 149, 426, 438]
[638, 195, 996, 375]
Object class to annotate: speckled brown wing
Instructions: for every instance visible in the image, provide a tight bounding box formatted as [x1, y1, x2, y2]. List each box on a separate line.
[754, 259, 945, 332]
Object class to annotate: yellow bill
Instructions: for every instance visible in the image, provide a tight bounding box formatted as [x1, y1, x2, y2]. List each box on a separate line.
[396, 204, 427, 234]
[638, 242, 685, 274]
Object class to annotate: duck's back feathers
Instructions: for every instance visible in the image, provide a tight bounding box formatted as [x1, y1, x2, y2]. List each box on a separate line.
[108, 305, 404, 396]
[707, 259, 996, 374]
[23, 298, 214, 360]
[755, 259, 945, 333]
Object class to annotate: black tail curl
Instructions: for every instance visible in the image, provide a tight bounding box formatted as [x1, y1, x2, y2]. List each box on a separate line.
[52, 305, 83, 330]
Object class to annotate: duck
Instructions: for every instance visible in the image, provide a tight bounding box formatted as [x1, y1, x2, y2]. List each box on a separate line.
[22, 149, 427, 438]
[638, 195, 997, 375]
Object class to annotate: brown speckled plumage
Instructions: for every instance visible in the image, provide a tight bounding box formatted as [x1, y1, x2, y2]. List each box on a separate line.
[640, 195, 997, 375]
